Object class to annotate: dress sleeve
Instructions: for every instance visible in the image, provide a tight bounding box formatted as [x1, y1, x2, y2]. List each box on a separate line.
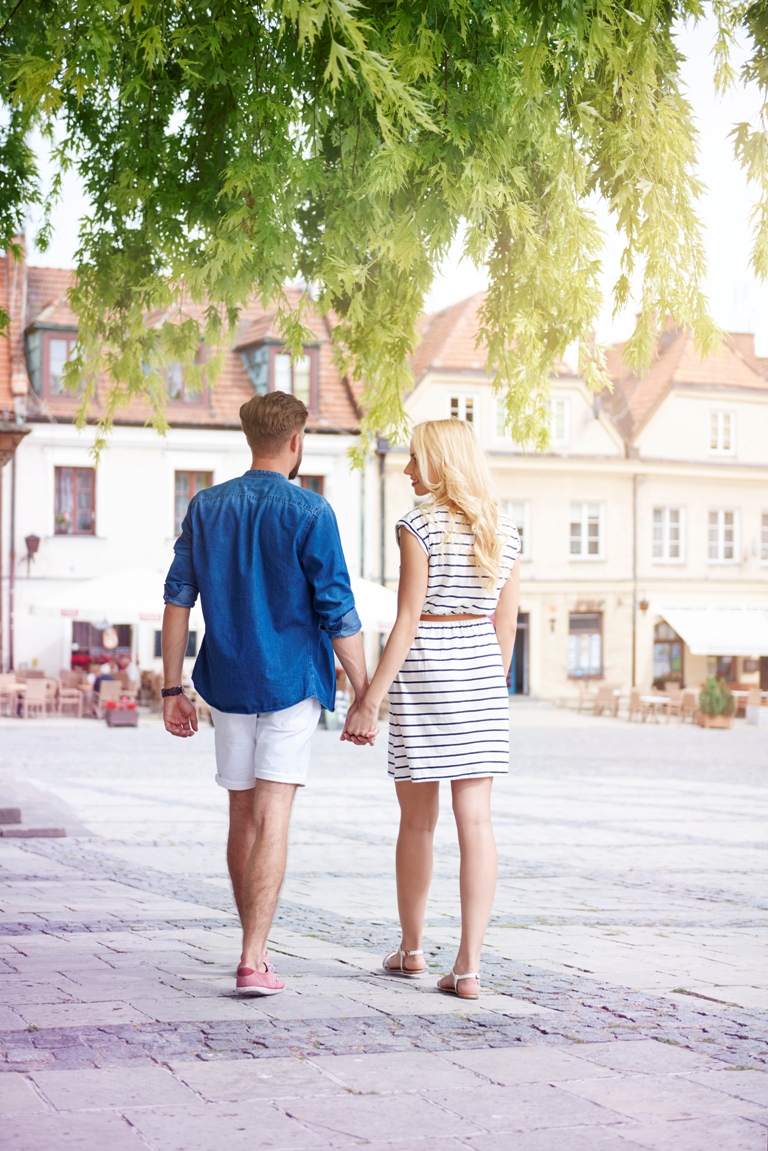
[395, 508, 429, 556]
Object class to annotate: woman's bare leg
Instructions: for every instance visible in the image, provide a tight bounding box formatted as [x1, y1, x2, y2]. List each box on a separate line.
[438, 777, 496, 995]
[393, 780, 440, 971]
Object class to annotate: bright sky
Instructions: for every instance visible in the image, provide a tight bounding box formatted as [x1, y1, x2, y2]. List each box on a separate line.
[25, 12, 768, 353]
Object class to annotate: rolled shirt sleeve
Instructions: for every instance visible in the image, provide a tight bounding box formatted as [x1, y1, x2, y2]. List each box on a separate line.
[299, 503, 361, 638]
[163, 508, 200, 609]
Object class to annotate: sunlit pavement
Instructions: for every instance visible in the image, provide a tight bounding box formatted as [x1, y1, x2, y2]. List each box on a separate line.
[0, 705, 766, 1150]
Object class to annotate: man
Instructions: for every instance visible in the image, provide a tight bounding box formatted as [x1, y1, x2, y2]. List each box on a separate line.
[161, 390, 373, 995]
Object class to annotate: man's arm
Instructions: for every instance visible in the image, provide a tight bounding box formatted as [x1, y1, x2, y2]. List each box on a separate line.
[162, 604, 198, 737]
[331, 633, 369, 702]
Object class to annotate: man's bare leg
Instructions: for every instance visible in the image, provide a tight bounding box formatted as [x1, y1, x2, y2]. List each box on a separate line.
[227, 789, 256, 923]
[240, 780, 298, 970]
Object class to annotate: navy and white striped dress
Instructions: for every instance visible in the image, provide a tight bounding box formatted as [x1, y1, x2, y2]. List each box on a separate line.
[388, 503, 520, 783]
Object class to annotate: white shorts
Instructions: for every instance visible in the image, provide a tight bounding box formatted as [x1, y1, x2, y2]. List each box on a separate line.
[210, 698, 321, 790]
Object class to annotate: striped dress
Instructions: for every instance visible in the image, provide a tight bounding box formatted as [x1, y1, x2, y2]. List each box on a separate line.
[388, 503, 520, 783]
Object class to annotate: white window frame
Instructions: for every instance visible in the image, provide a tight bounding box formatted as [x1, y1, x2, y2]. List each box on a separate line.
[448, 394, 476, 424]
[652, 506, 686, 564]
[708, 507, 740, 564]
[709, 410, 735, 456]
[551, 397, 571, 447]
[501, 499, 530, 560]
[569, 501, 605, 561]
[495, 397, 510, 440]
[761, 511, 768, 565]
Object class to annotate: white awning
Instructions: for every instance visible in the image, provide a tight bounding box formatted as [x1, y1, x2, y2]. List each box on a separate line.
[29, 567, 204, 629]
[350, 577, 398, 632]
[659, 607, 768, 657]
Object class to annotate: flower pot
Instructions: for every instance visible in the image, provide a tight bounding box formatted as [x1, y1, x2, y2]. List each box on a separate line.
[106, 709, 138, 727]
[697, 713, 732, 729]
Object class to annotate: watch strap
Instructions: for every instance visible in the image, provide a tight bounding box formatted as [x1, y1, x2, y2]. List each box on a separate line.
[161, 686, 184, 698]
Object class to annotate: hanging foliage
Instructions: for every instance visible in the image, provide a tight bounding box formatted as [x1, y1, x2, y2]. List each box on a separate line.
[0, 1, 765, 456]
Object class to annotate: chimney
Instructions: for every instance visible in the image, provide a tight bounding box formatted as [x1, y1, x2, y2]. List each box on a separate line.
[728, 332, 756, 364]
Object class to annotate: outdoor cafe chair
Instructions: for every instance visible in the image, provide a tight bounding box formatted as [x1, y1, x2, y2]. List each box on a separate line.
[0, 672, 17, 717]
[43, 679, 60, 716]
[20, 678, 47, 719]
[59, 685, 84, 718]
[593, 685, 620, 717]
[663, 683, 683, 720]
[629, 688, 651, 723]
[95, 679, 137, 718]
[578, 685, 598, 713]
[681, 688, 699, 723]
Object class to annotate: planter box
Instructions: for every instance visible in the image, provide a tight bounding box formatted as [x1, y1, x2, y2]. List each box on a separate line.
[106, 709, 138, 728]
[746, 704, 768, 728]
[697, 712, 732, 729]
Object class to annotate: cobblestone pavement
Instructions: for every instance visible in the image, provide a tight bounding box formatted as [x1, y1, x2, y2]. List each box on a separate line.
[0, 706, 766, 1150]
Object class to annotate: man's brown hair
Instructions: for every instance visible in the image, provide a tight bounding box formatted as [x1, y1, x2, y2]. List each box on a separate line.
[239, 391, 308, 456]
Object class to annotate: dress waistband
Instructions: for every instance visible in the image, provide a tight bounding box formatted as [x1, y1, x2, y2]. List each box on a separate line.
[419, 613, 487, 622]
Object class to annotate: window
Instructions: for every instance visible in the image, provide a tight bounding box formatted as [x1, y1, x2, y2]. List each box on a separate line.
[154, 631, 197, 659]
[568, 613, 602, 678]
[551, 397, 570, 447]
[708, 508, 739, 563]
[501, 499, 530, 559]
[653, 621, 683, 684]
[449, 395, 474, 423]
[495, 398, 509, 439]
[709, 410, 735, 455]
[300, 476, 324, 496]
[761, 512, 768, 564]
[569, 502, 604, 559]
[175, 472, 213, 536]
[240, 343, 317, 408]
[27, 329, 79, 398]
[652, 507, 685, 563]
[55, 467, 95, 535]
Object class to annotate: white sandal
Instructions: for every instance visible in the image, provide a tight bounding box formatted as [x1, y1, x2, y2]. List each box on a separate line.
[437, 969, 480, 1000]
[381, 947, 425, 978]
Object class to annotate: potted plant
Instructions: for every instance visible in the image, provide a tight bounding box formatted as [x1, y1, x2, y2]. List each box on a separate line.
[698, 677, 735, 729]
[105, 697, 139, 728]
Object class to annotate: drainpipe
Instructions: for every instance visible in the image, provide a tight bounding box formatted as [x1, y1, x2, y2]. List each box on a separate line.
[631, 472, 638, 688]
[9, 452, 16, 671]
[377, 438, 388, 586]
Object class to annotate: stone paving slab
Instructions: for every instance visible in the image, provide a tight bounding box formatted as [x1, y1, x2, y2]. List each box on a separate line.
[30, 1064, 196, 1110]
[1, 712, 767, 1151]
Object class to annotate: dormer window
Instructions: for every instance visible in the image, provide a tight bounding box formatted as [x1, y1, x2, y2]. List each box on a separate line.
[26, 328, 79, 398]
[240, 342, 318, 409]
[165, 360, 206, 405]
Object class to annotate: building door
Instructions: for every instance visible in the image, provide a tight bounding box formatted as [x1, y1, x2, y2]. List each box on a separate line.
[507, 613, 529, 695]
[761, 657, 768, 692]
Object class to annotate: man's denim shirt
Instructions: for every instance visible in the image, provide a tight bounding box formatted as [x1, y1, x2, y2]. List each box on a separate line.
[164, 470, 361, 714]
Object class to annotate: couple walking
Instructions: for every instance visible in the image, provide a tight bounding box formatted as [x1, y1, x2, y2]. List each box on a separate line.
[163, 391, 520, 999]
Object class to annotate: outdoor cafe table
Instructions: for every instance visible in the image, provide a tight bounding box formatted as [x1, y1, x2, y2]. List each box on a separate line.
[640, 694, 670, 722]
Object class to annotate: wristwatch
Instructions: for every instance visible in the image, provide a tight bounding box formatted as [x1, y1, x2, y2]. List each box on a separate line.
[161, 686, 184, 698]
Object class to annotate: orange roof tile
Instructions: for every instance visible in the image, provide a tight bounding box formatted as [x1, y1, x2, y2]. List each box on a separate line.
[605, 321, 768, 441]
[411, 293, 486, 377]
[13, 265, 359, 433]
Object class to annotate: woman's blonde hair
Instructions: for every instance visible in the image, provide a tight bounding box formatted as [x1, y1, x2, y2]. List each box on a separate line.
[410, 419, 503, 588]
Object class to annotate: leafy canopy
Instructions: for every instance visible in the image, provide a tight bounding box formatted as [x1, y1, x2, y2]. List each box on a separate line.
[1, 1, 767, 456]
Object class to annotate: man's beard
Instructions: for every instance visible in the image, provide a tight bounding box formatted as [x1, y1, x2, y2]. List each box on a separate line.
[288, 441, 304, 481]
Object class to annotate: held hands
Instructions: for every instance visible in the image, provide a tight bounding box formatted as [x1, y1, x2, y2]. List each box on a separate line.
[340, 696, 379, 746]
[163, 693, 199, 738]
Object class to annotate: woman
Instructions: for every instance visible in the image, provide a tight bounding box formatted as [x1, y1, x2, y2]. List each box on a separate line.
[343, 419, 520, 999]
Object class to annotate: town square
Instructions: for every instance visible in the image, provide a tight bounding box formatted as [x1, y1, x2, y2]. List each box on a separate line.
[2, 2, 768, 1149]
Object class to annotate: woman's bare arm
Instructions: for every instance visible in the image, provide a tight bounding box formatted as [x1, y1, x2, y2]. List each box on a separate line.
[341, 530, 428, 742]
[494, 561, 520, 676]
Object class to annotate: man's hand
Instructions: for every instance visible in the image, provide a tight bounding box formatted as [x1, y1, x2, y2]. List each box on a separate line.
[340, 697, 379, 746]
[163, 693, 199, 738]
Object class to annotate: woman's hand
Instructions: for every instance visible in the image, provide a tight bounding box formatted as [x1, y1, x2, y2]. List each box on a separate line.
[341, 697, 379, 745]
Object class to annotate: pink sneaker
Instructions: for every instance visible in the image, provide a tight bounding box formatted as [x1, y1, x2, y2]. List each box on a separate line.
[236, 960, 285, 996]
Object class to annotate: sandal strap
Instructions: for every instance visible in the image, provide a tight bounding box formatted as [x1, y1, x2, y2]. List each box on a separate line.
[404, 949, 423, 957]
[453, 970, 479, 981]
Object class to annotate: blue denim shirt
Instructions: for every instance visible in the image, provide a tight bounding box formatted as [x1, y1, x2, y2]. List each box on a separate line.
[164, 470, 361, 714]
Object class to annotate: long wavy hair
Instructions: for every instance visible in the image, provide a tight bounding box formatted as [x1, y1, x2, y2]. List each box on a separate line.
[410, 419, 503, 588]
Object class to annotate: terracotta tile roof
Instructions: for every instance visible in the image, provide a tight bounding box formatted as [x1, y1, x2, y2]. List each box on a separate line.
[605, 319, 768, 441]
[0, 256, 11, 412]
[411, 293, 487, 377]
[7, 258, 359, 433]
